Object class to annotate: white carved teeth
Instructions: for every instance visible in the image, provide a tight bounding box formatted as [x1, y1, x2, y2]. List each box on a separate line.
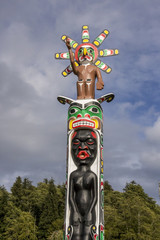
[73, 121, 94, 128]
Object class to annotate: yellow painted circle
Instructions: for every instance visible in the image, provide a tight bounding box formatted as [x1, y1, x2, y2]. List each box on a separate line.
[100, 50, 103, 56]
[83, 39, 89, 43]
[106, 68, 111, 73]
[73, 43, 78, 48]
[56, 53, 59, 58]
[62, 35, 66, 40]
[83, 25, 88, 29]
[104, 30, 109, 34]
[95, 60, 100, 66]
[93, 40, 99, 46]
[115, 49, 119, 54]
[62, 71, 67, 76]
[108, 97, 113, 101]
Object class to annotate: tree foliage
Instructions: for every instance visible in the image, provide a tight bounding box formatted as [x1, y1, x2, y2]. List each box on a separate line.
[0, 178, 160, 239]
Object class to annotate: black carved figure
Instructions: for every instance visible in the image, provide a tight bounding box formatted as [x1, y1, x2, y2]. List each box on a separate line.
[69, 129, 98, 240]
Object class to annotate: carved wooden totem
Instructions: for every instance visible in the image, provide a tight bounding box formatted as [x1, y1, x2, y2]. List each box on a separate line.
[55, 26, 118, 240]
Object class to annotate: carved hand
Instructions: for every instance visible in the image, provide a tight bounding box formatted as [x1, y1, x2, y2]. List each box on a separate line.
[72, 212, 81, 225]
[84, 212, 92, 226]
[96, 81, 104, 90]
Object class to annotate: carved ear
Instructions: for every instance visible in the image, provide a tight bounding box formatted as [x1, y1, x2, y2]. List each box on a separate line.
[97, 93, 114, 104]
[57, 96, 74, 105]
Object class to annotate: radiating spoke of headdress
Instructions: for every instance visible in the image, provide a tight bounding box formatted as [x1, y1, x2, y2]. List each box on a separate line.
[94, 59, 112, 74]
[61, 35, 79, 50]
[55, 26, 119, 77]
[55, 52, 75, 60]
[82, 25, 90, 43]
[61, 62, 79, 77]
[98, 49, 119, 57]
[61, 64, 73, 77]
[92, 30, 109, 47]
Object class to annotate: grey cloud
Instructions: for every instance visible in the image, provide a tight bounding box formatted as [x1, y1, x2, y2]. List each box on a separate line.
[0, 0, 160, 205]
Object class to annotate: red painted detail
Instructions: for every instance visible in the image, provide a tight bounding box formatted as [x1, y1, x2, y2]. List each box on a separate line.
[66, 68, 72, 73]
[100, 225, 104, 231]
[94, 234, 98, 240]
[87, 141, 94, 145]
[101, 65, 108, 70]
[83, 30, 88, 34]
[111, 50, 114, 55]
[101, 33, 106, 38]
[85, 114, 90, 118]
[101, 181, 104, 187]
[77, 114, 82, 118]
[72, 132, 77, 139]
[77, 150, 89, 159]
[91, 131, 97, 139]
[78, 146, 88, 149]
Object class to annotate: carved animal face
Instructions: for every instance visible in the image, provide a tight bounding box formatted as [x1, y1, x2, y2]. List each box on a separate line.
[68, 101, 103, 130]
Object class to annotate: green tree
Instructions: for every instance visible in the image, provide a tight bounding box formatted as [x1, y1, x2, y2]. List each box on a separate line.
[38, 179, 59, 239]
[11, 176, 23, 208]
[3, 201, 37, 240]
[0, 186, 10, 237]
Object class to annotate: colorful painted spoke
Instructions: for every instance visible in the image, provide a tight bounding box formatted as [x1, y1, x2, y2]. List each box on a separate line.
[55, 52, 71, 60]
[94, 59, 112, 73]
[82, 25, 90, 43]
[62, 64, 73, 77]
[92, 29, 109, 47]
[61, 35, 79, 49]
[98, 49, 119, 57]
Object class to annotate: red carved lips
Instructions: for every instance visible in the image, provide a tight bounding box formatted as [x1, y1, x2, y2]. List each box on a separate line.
[77, 150, 90, 159]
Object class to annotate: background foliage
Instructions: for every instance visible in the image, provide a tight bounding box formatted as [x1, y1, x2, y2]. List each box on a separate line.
[0, 178, 160, 239]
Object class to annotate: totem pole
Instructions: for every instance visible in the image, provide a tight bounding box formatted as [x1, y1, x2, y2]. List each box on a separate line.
[55, 26, 118, 240]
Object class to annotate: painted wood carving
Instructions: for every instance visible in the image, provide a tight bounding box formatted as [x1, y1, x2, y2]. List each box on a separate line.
[55, 25, 118, 240]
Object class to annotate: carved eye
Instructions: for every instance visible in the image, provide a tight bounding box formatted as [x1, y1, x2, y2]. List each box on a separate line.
[88, 49, 93, 54]
[73, 139, 80, 145]
[89, 107, 99, 113]
[86, 138, 94, 145]
[79, 48, 83, 54]
[70, 108, 78, 114]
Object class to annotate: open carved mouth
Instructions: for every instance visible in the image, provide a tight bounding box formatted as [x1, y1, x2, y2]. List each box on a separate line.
[72, 119, 95, 129]
[77, 150, 89, 159]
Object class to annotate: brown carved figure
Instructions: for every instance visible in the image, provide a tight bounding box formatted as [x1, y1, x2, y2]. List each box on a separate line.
[66, 38, 104, 99]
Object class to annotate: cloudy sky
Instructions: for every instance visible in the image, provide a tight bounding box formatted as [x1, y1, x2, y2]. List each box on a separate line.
[0, 0, 160, 203]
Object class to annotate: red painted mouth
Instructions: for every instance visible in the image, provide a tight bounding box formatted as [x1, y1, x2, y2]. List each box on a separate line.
[79, 55, 92, 62]
[77, 150, 90, 159]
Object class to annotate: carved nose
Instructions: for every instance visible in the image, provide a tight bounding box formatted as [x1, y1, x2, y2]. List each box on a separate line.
[83, 48, 87, 56]
[79, 142, 88, 149]
[77, 114, 82, 118]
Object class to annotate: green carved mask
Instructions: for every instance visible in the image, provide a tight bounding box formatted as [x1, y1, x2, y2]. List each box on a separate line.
[68, 103, 103, 130]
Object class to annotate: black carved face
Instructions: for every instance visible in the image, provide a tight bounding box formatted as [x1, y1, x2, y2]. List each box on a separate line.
[71, 129, 97, 167]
